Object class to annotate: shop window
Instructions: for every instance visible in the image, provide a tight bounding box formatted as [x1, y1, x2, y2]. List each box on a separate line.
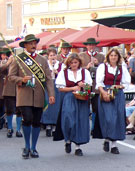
[102, 0, 114, 6]
[40, 2, 48, 12]
[23, 4, 30, 14]
[7, 4, 12, 29]
[58, 0, 68, 10]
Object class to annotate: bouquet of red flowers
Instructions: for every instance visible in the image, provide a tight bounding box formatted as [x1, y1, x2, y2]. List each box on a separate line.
[73, 83, 95, 100]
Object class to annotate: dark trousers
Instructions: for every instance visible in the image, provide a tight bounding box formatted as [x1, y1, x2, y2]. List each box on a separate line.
[4, 96, 21, 116]
[0, 99, 4, 115]
[19, 106, 43, 128]
[0, 99, 5, 127]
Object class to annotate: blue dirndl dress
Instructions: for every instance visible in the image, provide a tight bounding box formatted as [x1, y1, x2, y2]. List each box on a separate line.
[41, 81, 62, 125]
[41, 62, 63, 125]
[61, 69, 90, 145]
[98, 64, 126, 141]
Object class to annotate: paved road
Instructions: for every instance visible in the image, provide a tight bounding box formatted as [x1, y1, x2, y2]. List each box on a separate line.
[0, 118, 135, 171]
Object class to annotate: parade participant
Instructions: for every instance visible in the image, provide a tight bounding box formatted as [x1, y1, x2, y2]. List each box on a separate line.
[0, 50, 23, 137]
[0, 50, 8, 129]
[96, 48, 131, 154]
[55, 53, 92, 156]
[41, 48, 64, 137]
[8, 34, 55, 159]
[79, 38, 104, 134]
[57, 42, 72, 63]
[79, 38, 104, 69]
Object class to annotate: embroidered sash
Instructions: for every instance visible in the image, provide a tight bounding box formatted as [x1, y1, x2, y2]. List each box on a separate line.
[17, 52, 45, 92]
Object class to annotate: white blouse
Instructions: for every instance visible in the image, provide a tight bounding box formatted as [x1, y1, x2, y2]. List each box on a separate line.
[56, 68, 92, 88]
[96, 63, 131, 89]
[48, 60, 65, 71]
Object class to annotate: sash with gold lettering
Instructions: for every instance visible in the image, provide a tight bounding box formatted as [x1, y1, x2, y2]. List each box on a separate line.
[16, 52, 48, 110]
[17, 52, 45, 91]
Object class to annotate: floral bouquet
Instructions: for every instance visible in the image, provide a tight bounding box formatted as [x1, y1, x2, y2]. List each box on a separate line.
[73, 83, 95, 100]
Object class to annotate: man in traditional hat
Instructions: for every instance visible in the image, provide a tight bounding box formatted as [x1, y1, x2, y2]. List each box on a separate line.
[79, 38, 105, 135]
[79, 38, 104, 68]
[57, 42, 72, 63]
[0, 50, 23, 137]
[8, 34, 55, 159]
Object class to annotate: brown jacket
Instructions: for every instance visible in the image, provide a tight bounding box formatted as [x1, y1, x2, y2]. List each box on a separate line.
[79, 52, 105, 93]
[0, 64, 8, 72]
[0, 73, 4, 99]
[79, 52, 104, 67]
[0, 61, 16, 97]
[8, 53, 54, 108]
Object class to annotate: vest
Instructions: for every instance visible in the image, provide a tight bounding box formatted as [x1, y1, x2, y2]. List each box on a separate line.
[64, 69, 85, 87]
[104, 64, 122, 85]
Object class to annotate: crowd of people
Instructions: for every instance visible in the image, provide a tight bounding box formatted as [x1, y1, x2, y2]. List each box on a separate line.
[0, 33, 134, 159]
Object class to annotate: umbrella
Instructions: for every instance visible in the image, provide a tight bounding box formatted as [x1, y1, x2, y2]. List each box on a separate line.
[51, 25, 135, 47]
[37, 28, 78, 49]
[92, 13, 135, 29]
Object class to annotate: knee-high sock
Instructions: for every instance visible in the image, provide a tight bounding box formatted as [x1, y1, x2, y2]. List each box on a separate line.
[7, 115, 13, 130]
[22, 125, 31, 149]
[31, 127, 40, 150]
[16, 116, 22, 131]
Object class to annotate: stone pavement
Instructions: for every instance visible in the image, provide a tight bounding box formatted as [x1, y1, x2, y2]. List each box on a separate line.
[0, 117, 135, 171]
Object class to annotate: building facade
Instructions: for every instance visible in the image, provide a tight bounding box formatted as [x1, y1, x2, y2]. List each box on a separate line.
[0, 0, 22, 45]
[22, 0, 135, 34]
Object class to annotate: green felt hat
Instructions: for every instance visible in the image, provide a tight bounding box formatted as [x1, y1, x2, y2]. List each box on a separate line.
[83, 38, 100, 45]
[61, 42, 72, 48]
[19, 34, 40, 48]
[0, 48, 11, 57]
[39, 49, 48, 55]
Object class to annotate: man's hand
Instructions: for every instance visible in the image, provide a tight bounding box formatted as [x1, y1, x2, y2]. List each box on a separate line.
[49, 96, 55, 104]
[22, 76, 31, 83]
[86, 62, 93, 69]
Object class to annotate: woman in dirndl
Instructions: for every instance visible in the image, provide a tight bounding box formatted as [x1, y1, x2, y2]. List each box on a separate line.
[41, 48, 65, 137]
[55, 53, 92, 156]
[96, 48, 131, 154]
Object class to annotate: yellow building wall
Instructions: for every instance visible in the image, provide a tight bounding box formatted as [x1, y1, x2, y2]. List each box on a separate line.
[22, 0, 135, 34]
